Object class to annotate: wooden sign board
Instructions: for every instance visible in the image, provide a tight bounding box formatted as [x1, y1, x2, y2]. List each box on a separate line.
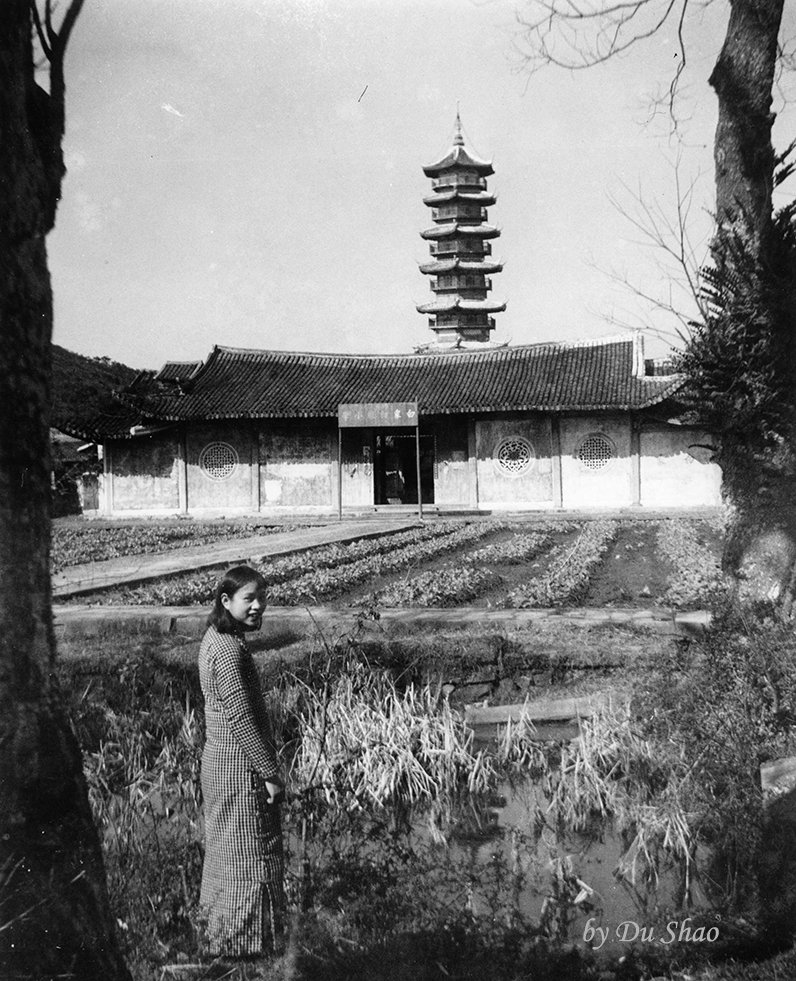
[338, 402, 419, 428]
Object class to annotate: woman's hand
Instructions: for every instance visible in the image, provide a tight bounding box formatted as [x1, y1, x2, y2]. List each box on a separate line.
[265, 777, 285, 805]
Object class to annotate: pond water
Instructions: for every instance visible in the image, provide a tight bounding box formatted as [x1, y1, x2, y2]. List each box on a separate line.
[438, 721, 702, 958]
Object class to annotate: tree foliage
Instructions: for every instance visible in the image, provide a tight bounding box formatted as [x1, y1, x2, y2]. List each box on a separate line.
[674, 158, 796, 609]
[677, 205, 796, 463]
[51, 344, 139, 431]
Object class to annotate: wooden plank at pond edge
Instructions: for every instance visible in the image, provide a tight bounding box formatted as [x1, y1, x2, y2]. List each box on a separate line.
[464, 692, 616, 726]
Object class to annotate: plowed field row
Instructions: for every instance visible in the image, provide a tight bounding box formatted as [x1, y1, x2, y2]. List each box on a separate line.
[64, 518, 725, 610]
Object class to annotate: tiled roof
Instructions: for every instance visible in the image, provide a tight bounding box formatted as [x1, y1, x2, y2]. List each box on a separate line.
[155, 360, 203, 383]
[109, 336, 683, 431]
[422, 143, 494, 177]
[58, 407, 144, 442]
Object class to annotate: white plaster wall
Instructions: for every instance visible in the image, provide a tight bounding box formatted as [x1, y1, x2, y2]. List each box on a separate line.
[559, 416, 632, 508]
[434, 417, 471, 506]
[640, 428, 722, 507]
[475, 416, 554, 509]
[185, 424, 254, 512]
[109, 433, 180, 512]
[340, 430, 374, 507]
[260, 424, 334, 507]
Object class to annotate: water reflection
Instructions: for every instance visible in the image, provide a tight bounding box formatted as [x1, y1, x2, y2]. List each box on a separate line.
[438, 722, 689, 952]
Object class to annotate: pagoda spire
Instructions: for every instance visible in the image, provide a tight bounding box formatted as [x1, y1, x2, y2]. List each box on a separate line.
[453, 108, 464, 146]
[416, 116, 505, 348]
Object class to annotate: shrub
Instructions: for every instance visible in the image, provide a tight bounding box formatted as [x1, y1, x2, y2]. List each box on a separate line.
[632, 602, 796, 924]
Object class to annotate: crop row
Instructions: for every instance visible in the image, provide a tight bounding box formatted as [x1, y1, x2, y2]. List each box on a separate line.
[77, 522, 490, 607]
[462, 530, 558, 566]
[363, 531, 560, 607]
[656, 520, 727, 608]
[264, 521, 500, 605]
[260, 522, 459, 585]
[368, 567, 502, 608]
[507, 520, 620, 607]
[51, 521, 273, 572]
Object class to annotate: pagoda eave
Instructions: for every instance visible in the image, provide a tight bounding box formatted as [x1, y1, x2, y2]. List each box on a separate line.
[416, 298, 507, 314]
[418, 258, 504, 275]
[422, 145, 494, 177]
[422, 190, 497, 206]
[421, 223, 500, 240]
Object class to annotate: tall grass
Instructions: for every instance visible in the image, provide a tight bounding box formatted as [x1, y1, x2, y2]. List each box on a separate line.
[287, 659, 496, 843]
[545, 704, 700, 903]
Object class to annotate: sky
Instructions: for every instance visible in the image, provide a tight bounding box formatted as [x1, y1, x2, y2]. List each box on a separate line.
[48, 0, 796, 371]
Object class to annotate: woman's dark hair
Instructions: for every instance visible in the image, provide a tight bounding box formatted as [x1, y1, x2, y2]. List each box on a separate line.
[207, 565, 268, 633]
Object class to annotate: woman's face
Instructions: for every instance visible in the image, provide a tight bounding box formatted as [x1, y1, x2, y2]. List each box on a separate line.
[221, 582, 266, 630]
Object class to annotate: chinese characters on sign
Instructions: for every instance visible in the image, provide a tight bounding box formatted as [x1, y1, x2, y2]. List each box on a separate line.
[338, 402, 419, 428]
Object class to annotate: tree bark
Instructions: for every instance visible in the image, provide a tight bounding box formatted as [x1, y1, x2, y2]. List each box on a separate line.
[710, 0, 784, 241]
[0, 2, 131, 977]
[707, 0, 796, 612]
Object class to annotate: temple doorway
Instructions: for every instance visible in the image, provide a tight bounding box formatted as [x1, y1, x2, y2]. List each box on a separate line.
[374, 432, 435, 505]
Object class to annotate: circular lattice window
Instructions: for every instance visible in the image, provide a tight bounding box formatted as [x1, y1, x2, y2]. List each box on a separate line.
[199, 441, 239, 481]
[578, 433, 614, 471]
[494, 436, 534, 477]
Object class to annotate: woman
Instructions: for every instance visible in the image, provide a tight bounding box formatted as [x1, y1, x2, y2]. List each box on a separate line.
[199, 565, 285, 959]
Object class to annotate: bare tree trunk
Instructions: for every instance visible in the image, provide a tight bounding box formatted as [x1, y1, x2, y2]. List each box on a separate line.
[0, 2, 131, 977]
[710, 0, 783, 241]
[708, 0, 796, 612]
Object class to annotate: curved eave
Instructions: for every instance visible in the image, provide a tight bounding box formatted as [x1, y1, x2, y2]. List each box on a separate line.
[421, 222, 500, 240]
[422, 190, 496, 206]
[418, 259, 504, 275]
[416, 298, 507, 314]
[129, 395, 679, 423]
[422, 145, 494, 176]
[57, 411, 144, 442]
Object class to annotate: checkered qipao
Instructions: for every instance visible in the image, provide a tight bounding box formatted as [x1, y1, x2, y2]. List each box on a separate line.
[199, 625, 284, 956]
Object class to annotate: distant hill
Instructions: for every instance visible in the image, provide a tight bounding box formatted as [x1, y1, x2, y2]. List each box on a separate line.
[51, 345, 140, 433]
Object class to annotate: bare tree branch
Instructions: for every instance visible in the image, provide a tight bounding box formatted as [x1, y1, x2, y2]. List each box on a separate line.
[514, 0, 684, 72]
[594, 157, 712, 342]
[512, 0, 715, 132]
[30, 2, 52, 60]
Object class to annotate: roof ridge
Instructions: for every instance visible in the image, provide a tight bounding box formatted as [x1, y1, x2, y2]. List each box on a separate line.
[210, 334, 634, 361]
[553, 333, 633, 350]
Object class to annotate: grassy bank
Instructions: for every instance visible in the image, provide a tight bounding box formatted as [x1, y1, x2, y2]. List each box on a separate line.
[51, 605, 796, 980]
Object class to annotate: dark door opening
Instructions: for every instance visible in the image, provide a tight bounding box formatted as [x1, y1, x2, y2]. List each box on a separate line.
[374, 432, 435, 505]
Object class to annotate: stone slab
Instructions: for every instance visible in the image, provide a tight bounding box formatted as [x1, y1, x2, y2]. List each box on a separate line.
[52, 604, 711, 642]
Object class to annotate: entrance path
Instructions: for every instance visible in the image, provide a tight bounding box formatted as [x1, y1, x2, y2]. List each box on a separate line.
[51, 518, 419, 600]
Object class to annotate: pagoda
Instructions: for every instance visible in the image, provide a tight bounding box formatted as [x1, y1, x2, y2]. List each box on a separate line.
[416, 114, 505, 348]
